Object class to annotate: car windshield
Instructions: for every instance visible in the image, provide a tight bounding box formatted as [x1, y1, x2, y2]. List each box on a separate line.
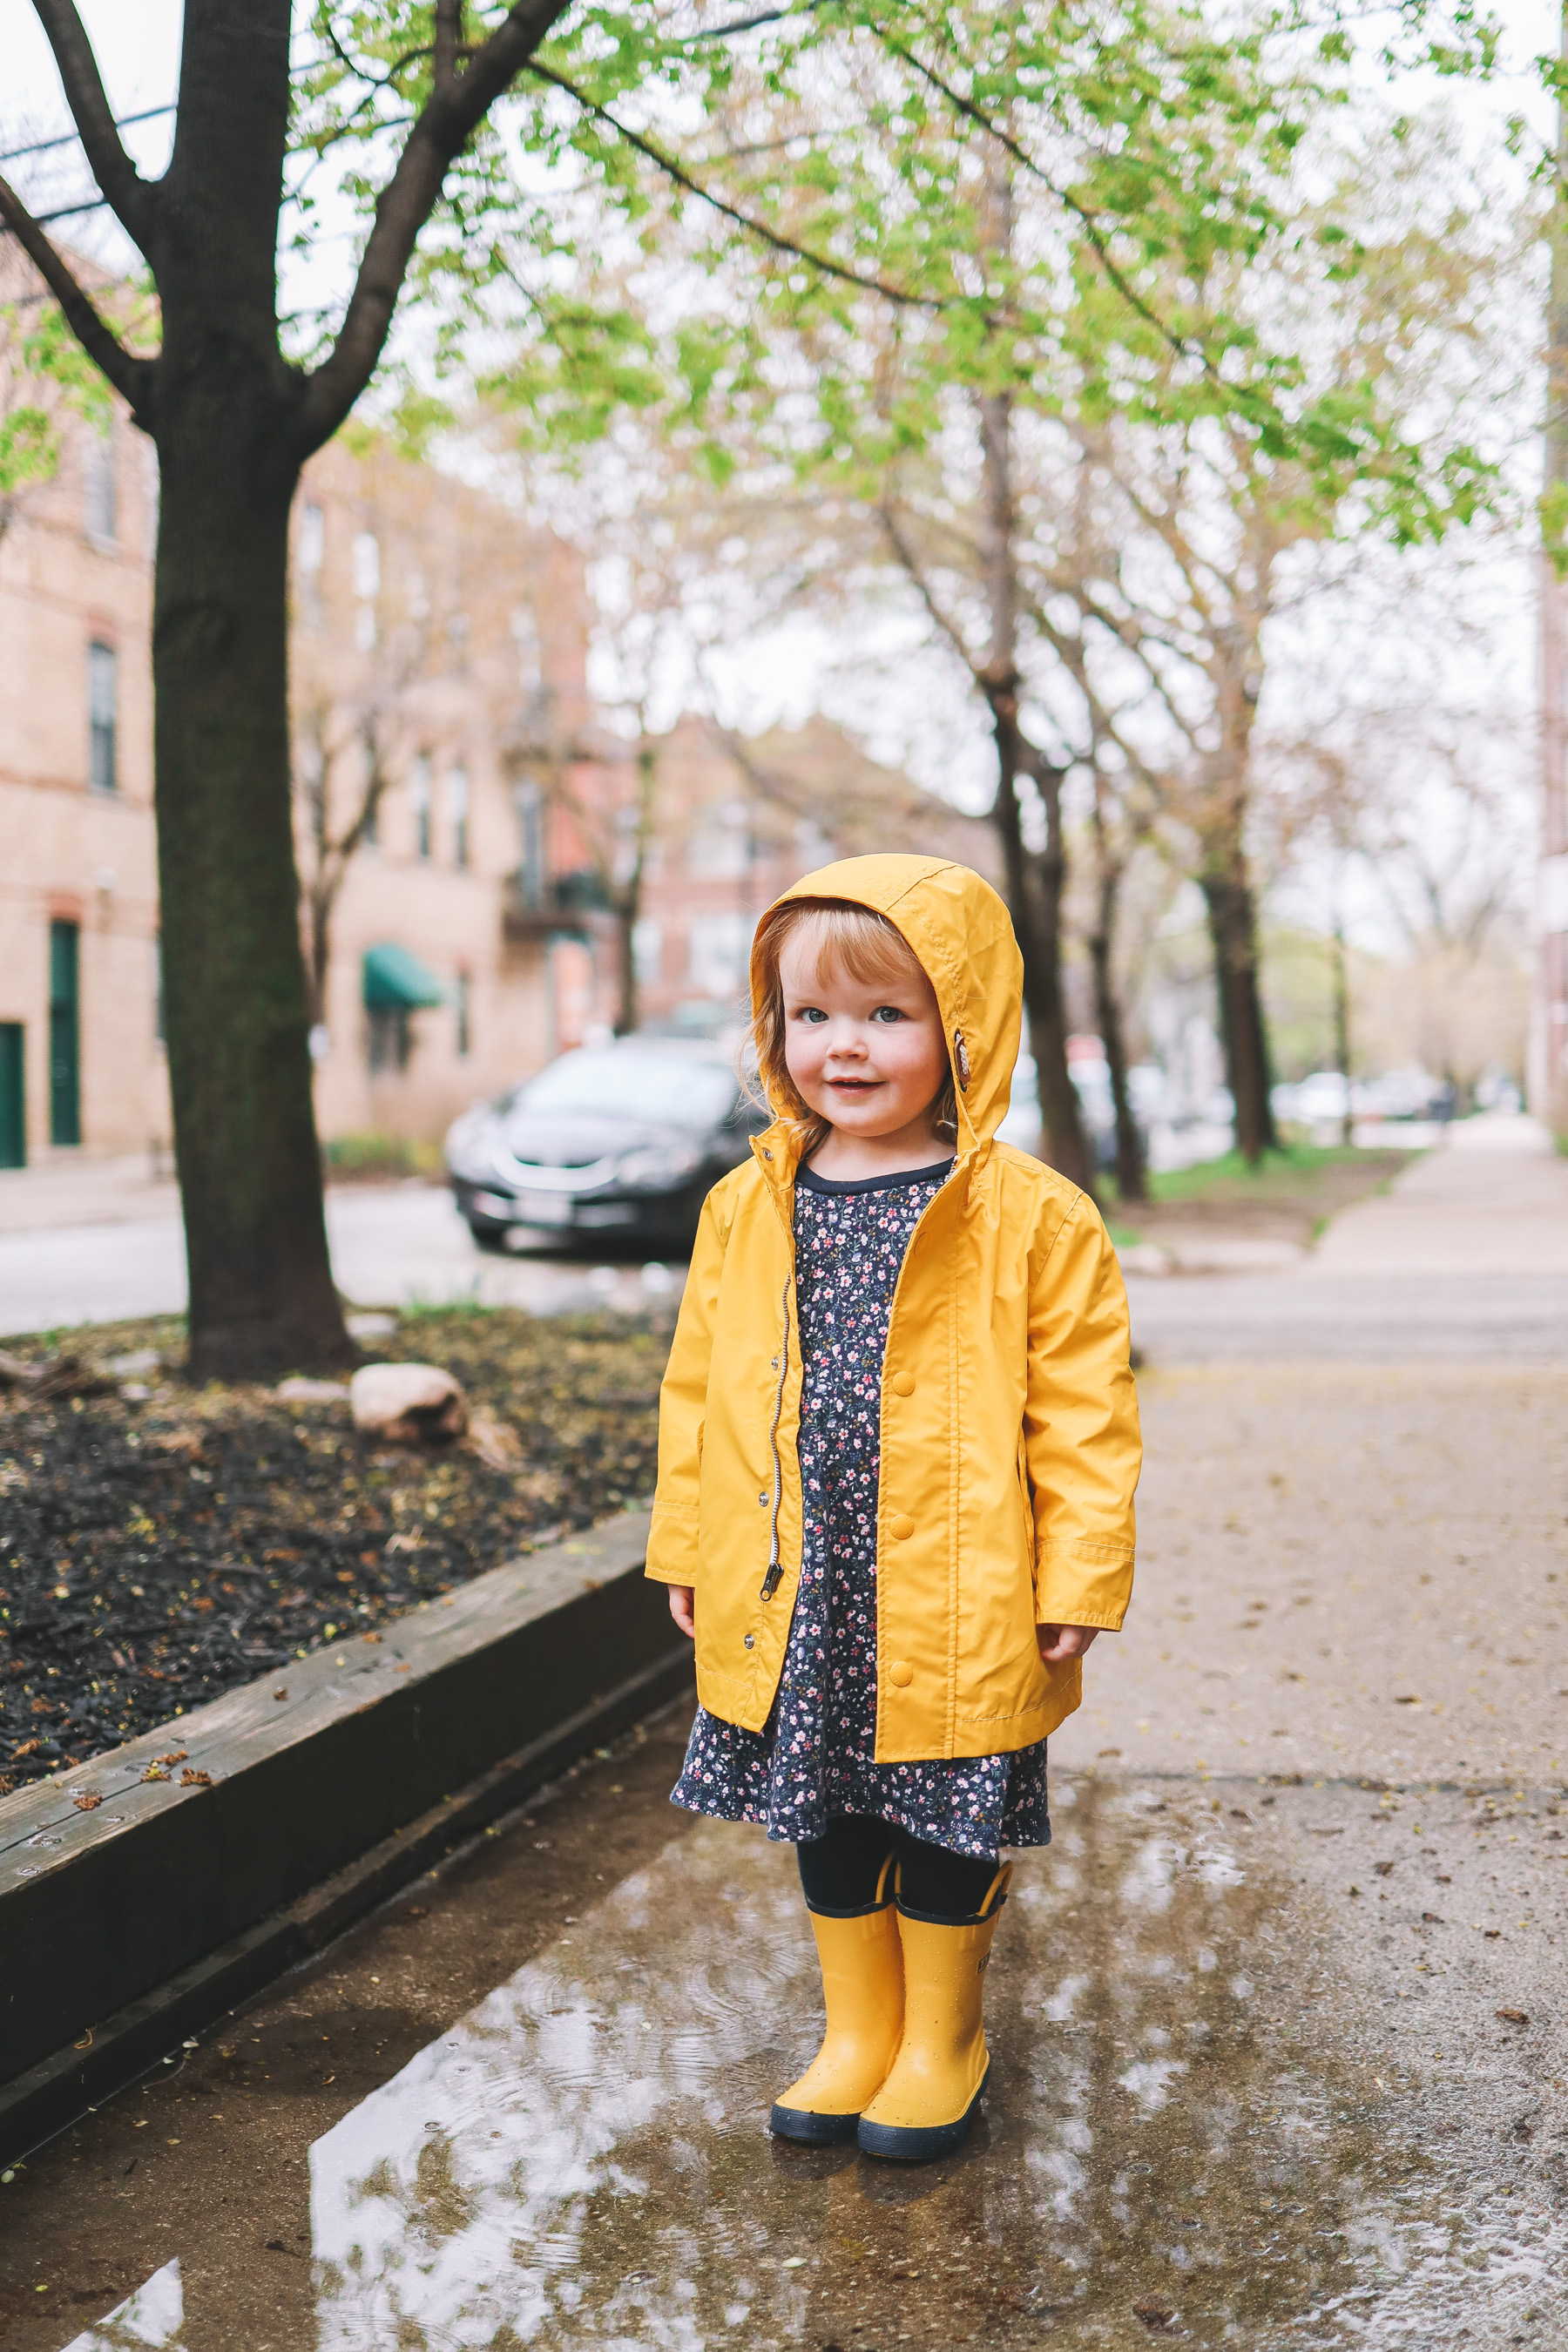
[517, 1050, 739, 1128]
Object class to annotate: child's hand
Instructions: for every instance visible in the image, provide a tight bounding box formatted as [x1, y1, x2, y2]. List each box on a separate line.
[668, 1585, 696, 1639]
[1037, 1623, 1098, 1664]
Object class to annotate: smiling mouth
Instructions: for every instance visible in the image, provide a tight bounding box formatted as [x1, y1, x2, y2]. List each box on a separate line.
[827, 1078, 881, 1092]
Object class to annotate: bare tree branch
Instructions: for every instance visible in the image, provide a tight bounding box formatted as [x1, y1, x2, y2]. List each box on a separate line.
[30, 0, 159, 247]
[295, 0, 573, 454]
[0, 174, 152, 412]
[877, 501, 982, 678]
[524, 61, 943, 311]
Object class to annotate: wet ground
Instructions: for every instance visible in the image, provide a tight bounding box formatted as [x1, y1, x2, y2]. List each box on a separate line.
[4, 1697, 1564, 2351]
[3, 1132, 1567, 2348]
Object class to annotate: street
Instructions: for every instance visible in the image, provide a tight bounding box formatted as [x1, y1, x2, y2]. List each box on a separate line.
[1, 1122, 1565, 2349]
[0, 1170, 683, 1335]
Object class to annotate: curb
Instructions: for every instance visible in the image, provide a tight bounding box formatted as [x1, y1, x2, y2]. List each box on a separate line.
[0, 1511, 686, 2163]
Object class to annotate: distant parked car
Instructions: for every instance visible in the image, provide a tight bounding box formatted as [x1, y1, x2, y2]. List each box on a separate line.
[445, 1038, 768, 1253]
[1275, 1070, 1352, 1129]
[997, 1049, 1147, 1173]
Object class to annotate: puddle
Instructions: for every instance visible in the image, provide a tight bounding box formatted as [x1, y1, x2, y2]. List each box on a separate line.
[298, 1783, 1557, 2349]
[58, 2260, 186, 2351]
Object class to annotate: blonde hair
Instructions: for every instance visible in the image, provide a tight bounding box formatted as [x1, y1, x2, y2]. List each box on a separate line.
[749, 899, 958, 1157]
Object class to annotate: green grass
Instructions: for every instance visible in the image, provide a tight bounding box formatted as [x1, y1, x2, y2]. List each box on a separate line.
[322, 1132, 443, 1180]
[1106, 1141, 1387, 1212]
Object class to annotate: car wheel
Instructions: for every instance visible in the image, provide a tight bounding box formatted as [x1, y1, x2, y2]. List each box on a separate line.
[467, 1218, 510, 1254]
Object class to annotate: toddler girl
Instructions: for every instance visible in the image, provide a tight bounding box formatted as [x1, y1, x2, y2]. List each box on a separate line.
[647, 855, 1140, 2160]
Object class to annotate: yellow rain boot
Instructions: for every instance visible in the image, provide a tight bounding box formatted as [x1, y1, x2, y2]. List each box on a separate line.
[771, 1874, 904, 2146]
[856, 1862, 1010, 2162]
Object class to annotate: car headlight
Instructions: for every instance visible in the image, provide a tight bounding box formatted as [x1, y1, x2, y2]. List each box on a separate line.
[444, 1112, 498, 1184]
[615, 1142, 705, 1191]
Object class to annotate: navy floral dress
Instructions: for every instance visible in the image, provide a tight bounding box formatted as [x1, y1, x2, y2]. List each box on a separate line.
[672, 1159, 1051, 1861]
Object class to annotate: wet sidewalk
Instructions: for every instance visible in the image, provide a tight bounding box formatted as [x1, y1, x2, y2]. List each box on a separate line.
[6, 1709, 1563, 2351]
[6, 1355, 1567, 2349]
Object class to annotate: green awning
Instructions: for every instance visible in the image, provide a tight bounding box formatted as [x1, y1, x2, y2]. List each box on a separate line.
[362, 943, 446, 1011]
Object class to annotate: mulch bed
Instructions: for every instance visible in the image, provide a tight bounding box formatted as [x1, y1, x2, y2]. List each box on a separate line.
[0, 1306, 672, 1792]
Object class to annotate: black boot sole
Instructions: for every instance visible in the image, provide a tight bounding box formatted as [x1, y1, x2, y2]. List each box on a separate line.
[769, 2101, 862, 2146]
[856, 2064, 990, 2163]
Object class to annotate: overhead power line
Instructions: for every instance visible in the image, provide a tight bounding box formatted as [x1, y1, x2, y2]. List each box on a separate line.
[0, 105, 174, 171]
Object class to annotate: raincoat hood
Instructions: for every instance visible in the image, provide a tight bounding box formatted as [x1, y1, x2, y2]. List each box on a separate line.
[749, 855, 1024, 1156]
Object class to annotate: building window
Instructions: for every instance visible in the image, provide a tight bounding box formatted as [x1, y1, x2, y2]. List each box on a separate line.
[632, 917, 663, 986]
[352, 530, 380, 598]
[295, 500, 323, 630]
[515, 781, 544, 907]
[88, 642, 117, 793]
[410, 755, 432, 860]
[368, 1006, 410, 1074]
[448, 767, 470, 869]
[50, 920, 81, 1146]
[686, 801, 750, 881]
[456, 971, 471, 1058]
[511, 605, 541, 693]
[687, 909, 751, 999]
[0, 1024, 24, 1170]
[353, 530, 380, 650]
[83, 422, 116, 543]
[297, 503, 325, 573]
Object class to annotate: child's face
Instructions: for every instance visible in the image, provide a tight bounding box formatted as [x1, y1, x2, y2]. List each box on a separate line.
[778, 932, 950, 1146]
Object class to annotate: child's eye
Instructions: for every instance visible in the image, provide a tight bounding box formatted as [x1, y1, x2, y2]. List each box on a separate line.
[796, 1006, 828, 1024]
[869, 1005, 906, 1024]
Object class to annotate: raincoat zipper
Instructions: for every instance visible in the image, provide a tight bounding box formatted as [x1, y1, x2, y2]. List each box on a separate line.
[760, 1273, 791, 1600]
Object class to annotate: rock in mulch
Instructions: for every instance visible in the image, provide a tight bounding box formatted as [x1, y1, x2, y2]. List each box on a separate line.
[350, 1362, 466, 1443]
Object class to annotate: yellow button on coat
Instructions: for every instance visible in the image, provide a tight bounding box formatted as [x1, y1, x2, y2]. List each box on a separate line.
[889, 1660, 915, 1687]
[889, 1370, 916, 1397]
[889, 1512, 915, 1541]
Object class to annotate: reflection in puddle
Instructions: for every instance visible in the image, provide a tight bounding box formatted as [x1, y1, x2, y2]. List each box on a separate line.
[58, 2258, 186, 2351]
[310, 1785, 1563, 2347]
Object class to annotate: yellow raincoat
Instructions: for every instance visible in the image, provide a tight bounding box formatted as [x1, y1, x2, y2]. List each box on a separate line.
[646, 855, 1140, 1761]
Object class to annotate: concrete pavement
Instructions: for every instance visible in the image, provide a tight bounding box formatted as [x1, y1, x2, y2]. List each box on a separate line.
[1309, 1112, 1568, 1275]
[2, 1114, 1566, 2349]
[1125, 1114, 1568, 1362]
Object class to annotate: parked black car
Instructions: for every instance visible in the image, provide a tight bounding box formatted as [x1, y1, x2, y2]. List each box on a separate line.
[445, 1037, 767, 1253]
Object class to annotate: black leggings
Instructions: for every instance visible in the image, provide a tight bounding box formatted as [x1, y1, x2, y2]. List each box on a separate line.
[796, 1814, 1006, 1925]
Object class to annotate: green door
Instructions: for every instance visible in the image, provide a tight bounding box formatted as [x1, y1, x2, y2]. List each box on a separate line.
[49, 920, 80, 1146]
[0, 1024, 23, 1168]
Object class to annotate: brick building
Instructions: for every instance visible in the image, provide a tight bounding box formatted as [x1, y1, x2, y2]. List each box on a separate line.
[0, 373, 160, 1168]
[626, 712, 995, 1031]
[0, 386, 618, 1165]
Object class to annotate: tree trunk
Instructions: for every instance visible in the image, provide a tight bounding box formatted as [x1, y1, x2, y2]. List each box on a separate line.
[134, 1, 351, 1379]
[1199, 828, 1276, 1164]
[1331, 915, 1353, 1147]
[972, 383, 1095, 1194]
[612, 743, 656, 1036]
[989, 712, 1097, 1193]
[1088, 876, 1146, 1203]
[153, 410, 349, 1378]
[1087, 779, 1147, 1203]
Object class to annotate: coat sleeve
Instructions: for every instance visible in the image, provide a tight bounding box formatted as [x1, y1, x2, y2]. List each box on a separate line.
[645, 1179, 732, 1587]
[1023, 1190, 1141, 1630]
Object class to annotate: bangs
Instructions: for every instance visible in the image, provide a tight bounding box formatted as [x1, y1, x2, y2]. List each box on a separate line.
[769, 901, 926, 994]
